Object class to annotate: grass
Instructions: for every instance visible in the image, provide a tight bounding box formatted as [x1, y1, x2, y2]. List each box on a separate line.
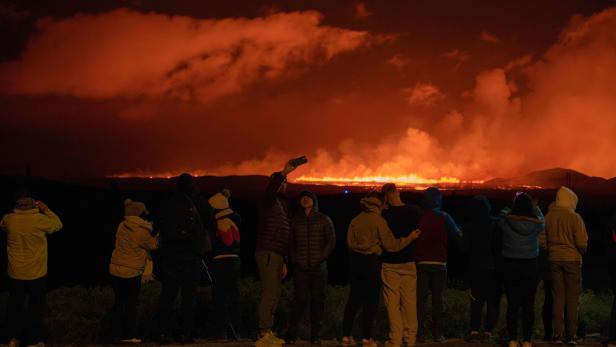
[0, 278, 612, 344]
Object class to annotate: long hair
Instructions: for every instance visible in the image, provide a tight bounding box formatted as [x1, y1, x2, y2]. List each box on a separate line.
[511, 192, 535, 218]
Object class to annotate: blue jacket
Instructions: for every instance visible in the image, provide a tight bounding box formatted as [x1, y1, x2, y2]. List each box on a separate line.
[498, 207, 545, 259]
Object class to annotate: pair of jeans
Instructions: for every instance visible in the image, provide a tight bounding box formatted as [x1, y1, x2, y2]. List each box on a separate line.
[381, 262, 418, 347]
[5, 277, 47, 345]
[111, 275, 141, 340]
[550, 261, 582, 340]
[157, 256, 202, 339]
[417, 263, 447, 339]
[469, 270, 500, 332]
[210, 257, 241, 338]
[255, 251, 285, 333]
[503, 258, 539, 342]
[342, 252, 381, 339]
[288, 264, 327, 339]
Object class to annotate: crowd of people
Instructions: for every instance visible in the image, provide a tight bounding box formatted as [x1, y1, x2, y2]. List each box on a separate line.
[2, 159, 616, 347]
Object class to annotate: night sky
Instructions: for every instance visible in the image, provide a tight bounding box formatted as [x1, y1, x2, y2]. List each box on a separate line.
[1, 0, 616, 181]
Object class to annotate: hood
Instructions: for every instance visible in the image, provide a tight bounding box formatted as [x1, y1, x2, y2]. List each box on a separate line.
[421, 187, 442, 210]
[360, 196, 382, 214]
[468, 195, 491, 220]
[298, 190, 319, 212]
[554, 186, 578, 211]
[123, 215, 153, 232]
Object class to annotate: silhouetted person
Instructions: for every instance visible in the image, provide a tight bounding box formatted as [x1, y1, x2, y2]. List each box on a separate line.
[255, 162, 297, 347]
[1, 190, 62, 347]
[545, 186, 588, 346]
[461, 195, 499, 344]
[341, 191, 420, 347]
[286, 191, 335, 345]
[380, 183, 421, 347]
[497, 192, 545, 347]
[605, 211, 616, 346]
[415, 187, 461, 343]
[207, 189, 242, 342]
[157, 173, 214, 344]
[109, 199, 158, 344]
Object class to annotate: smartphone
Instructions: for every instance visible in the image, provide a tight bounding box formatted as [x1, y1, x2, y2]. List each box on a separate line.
[288, 156, 308, 167]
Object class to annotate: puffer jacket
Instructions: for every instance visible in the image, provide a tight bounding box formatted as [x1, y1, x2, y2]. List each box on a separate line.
[498, 207, 545, 259]
[1, 207, 62, 280]
[290, 192, 336, 270]
[110, 216, 158, 278]
[545, 186, 588, 262]
[256, 172, 291, 256]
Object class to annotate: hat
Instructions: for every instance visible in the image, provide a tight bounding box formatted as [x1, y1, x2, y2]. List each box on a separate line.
[124, 198, 147, 217]
[209, 193, 229, 210]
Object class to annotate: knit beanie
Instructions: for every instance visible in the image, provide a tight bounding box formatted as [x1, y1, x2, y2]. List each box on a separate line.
[209, 192, 230, 210]
[124, 198, 147, 217]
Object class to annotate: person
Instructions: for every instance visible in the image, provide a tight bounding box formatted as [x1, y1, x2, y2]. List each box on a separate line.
[380, 183, 421, 347]
[496, 192, 545, 347]
[415, 187, 461, 343]
[341, 191, 421, 347]
[461, 195, 498, 344]
[545, 186, 588, 346]
[109, 198, 159, 344]
[286, 191, 336, 345]
[1, 189, 62, 347]
[157, 173, 214, 344]
[255, 161, 298, 347]
[605, 211, 616, 347]
[207, 189, 242, 342]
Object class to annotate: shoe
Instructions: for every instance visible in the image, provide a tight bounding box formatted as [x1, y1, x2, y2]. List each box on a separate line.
[433, 336, 446, 343]
[255, 331, 285, 346]
[508, 340, 519, 347]
[341, 336, 357, 346]
[566, 338, 577, 346]
[8, 339, 19, 347]
[119, 338, 143, 344]
[465, 331, 480, 343]
[310, 338, 322, 345]
[361, 339, 378, 347]
[481, 332, 493, 343]
[522, 342, 532, 347]
[551, 336, 563, 345]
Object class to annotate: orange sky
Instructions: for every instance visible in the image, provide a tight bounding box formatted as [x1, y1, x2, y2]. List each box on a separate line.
[1, 1, 616, 181]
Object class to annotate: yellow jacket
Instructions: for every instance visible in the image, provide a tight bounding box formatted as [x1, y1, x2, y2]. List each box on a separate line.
[1, 208, 63, 280]
[109, 216, 158, 278]
[545, 186, 588, 263]
[347, 211, 414, 256]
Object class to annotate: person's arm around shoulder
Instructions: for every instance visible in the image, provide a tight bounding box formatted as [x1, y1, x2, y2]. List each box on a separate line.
[377, 217, 420, 252]
[574, 213, 588, 255]
[35, 201, 62, 234]
[139, 228, 159, 251]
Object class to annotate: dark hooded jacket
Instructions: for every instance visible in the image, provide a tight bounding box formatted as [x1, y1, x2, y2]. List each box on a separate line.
[381, 203, 421, 264]
[461, 195, 497, 271]
[256, 172, 291, 256]
[290, 191, 336, 270]
[607, 211, 616, 259]
[415, 187, 461, 263]
[159, 191, 214, 260]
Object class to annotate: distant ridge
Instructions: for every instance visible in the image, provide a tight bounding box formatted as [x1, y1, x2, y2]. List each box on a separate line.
[485, 168, 616, 192]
